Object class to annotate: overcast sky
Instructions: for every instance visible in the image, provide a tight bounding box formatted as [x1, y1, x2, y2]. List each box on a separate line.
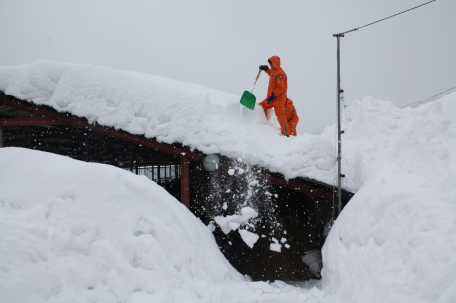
[1, 0, 455, 133]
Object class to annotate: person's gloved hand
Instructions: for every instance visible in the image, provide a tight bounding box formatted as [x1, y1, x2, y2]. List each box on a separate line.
[259, 65, 269, 72]
[267, 92, 276, 103]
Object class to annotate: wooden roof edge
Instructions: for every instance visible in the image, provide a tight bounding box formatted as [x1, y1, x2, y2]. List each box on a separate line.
[0, 94, 205, 162]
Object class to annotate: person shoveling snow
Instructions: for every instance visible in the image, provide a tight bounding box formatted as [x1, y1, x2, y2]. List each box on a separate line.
[258, 56, 291, 136]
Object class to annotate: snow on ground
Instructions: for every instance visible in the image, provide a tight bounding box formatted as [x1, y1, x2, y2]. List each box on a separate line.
[1, 61, 456, 302]
[0, 148, 239, 302]
[0, 147, 320, 303]
[320, 93, 456, 303]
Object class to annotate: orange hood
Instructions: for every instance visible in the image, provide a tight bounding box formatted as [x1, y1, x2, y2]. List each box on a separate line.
[268, 56, 281, 69]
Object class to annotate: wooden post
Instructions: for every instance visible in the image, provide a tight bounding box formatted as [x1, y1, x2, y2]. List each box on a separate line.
[0, 125, 3, 148]
[84, 136, 89, 161]
[180, 157, 190, 209]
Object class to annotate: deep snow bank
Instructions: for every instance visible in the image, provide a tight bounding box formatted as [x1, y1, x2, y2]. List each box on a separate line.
[0, 61, 340, 189]
[320, 93, 456, 303]
[0, 147, 242, 302]
[0, 147, 322, 303]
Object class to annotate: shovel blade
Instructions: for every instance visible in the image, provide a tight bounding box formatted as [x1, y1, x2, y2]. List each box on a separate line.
[240, 90, 256, 110]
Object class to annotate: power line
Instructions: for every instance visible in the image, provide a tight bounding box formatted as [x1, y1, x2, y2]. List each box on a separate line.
[337, 0, 437, 36]
[402, 87, 456, 108]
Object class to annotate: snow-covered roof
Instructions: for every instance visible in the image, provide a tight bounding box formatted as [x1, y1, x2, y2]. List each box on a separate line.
[3, 61, 455, 194]
[0, 61, 340, 188]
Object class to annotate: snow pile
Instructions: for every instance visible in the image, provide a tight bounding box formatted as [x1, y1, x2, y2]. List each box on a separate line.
[0, 61, 338, 187]
[321, 94, 456, 303]
[0, 147, 324, 303]
[0, 148, 242, 302]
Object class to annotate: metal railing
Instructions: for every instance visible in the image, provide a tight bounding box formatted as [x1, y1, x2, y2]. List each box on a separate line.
[135, 164, 181, 183]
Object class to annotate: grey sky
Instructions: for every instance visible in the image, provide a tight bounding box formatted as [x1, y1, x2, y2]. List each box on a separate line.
[0, 0, 455, 133]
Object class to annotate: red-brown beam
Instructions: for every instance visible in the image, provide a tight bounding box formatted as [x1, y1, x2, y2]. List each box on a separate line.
[8, 132, 84, 147]
[0, 118, 66, 127]
[260, 173, 334, 200]
[180, 157, 190, 208]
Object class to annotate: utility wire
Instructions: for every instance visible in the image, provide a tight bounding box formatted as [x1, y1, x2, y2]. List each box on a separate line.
[402, 87, 456, 108]
[337, 0, 437, 36]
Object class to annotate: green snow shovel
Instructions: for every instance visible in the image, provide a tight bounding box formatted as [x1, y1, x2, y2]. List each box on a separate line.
[240, 68, 261, 110]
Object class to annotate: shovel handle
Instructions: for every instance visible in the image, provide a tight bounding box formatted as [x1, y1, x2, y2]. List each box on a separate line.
[255, 70, 261, 81]
[250, 70, 262, 93]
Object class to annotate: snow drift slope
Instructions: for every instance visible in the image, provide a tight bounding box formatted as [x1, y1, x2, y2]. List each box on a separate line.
[0, 148, 322, 303]
[0, 147, 242, 302]
[0, 61, 339, 189]
[321, 94, 456, 303]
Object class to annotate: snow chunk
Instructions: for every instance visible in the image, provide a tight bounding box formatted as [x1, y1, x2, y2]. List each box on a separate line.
[241, 206, 258, 221]
[228, 222, 240, 231]
[207, 222, 216, 232]
[214, 215, 244, 234]
[238, 230, 259, 249]
[270, 243, 282, 253]
[214, 207, 258, 235]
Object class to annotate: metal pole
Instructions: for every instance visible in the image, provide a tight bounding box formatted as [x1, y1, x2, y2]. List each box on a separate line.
[334, 33, 344, 216]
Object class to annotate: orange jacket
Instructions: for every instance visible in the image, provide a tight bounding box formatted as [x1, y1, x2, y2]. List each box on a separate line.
[284, 98, 298, 121]
[265, 56, 287, 100]
[285, 98, 299, 136]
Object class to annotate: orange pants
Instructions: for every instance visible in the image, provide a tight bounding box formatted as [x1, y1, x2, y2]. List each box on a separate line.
[259, 98, 290, 136]
[284, 98, 299, 136]
[287, 110, 299, 136]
